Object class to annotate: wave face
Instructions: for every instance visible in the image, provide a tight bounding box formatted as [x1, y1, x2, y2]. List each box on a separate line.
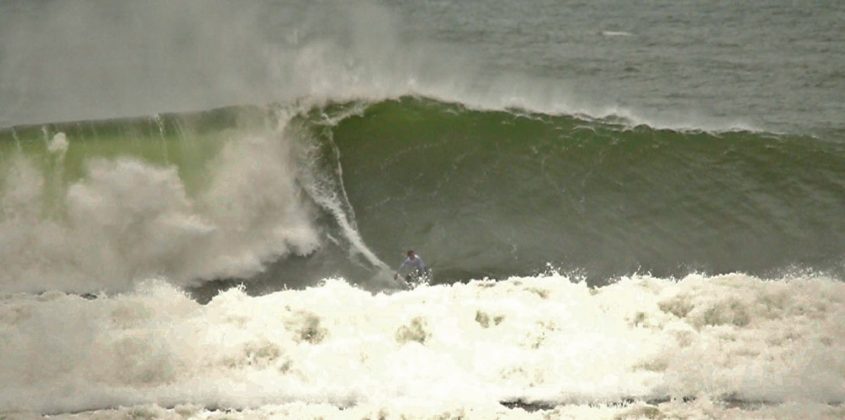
[1, 97, 844, 294]
[327, 98, 845, 283]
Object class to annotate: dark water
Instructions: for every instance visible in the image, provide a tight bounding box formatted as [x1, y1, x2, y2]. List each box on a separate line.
[387, 0, 845, 135]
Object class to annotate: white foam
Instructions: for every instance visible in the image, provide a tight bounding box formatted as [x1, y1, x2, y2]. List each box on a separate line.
[292, 120, 391, 274]
[0, 117, 321, 293]
[47, 132, 69, 155]
[0, 273, 841, 415]
[601, 30, 634, 37]
[28, 399, 845, 420]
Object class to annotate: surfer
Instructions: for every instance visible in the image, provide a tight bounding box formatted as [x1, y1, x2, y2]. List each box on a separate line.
[394, 250, 430, 285]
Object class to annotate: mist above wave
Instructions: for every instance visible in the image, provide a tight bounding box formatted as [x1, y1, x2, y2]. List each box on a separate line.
[0, 0, 759, 133]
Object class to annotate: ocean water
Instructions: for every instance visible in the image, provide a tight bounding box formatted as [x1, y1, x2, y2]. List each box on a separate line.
[0, 1, 843, 418]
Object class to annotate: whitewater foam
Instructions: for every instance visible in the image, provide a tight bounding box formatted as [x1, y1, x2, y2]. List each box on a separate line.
[292, 117, 391, 275]
[601, 31, 634, 37]
[0, 272, 841, 415]
[47, 132, 69, 155]
[33, 400, 845, 420]
[0, 116, 321, 293]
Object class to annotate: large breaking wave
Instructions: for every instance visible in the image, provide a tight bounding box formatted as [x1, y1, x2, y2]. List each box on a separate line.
[1, 97, 843, 418]
[2, 1, 843, 418]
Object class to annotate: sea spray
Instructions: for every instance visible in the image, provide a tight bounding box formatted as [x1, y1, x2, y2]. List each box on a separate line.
[0, 110, 321, 292]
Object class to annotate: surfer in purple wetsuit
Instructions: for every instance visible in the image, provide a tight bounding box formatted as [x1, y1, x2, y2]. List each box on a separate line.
[394, 250, 430, 284]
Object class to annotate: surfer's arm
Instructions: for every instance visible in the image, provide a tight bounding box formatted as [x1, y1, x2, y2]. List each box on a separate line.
[394, 259, 409, 280]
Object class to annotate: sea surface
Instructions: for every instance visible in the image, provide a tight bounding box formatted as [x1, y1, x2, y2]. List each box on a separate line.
[0, 1, 843, 418]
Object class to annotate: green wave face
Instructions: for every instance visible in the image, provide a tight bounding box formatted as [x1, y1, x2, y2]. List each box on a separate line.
[330, 98, 845, 282]
[1, 98, 843, 293]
